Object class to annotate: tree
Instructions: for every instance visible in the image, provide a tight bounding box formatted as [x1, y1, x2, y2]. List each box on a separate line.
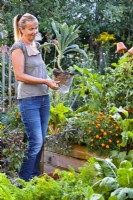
[1, 0, 133, 71]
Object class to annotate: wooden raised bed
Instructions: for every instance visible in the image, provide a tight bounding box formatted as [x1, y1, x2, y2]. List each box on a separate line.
[41, 144, 107, 173]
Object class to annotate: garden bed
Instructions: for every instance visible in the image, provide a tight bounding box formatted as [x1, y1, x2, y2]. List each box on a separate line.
[41, 144, 107, 173]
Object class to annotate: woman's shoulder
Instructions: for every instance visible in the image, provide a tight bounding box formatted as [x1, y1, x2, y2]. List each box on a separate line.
[10, 40, 25, 53]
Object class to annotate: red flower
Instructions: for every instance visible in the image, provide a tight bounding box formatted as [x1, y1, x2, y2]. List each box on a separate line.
[45, 33, 49, 37]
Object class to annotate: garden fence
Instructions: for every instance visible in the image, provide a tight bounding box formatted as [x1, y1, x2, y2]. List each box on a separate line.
[0, 45, 17, 112]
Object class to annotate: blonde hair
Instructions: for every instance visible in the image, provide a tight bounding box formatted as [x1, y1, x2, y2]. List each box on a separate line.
[13, 13, 38, 42]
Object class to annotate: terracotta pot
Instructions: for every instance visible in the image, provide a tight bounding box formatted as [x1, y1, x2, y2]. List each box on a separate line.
[116, 42, 127, 54]
[52, 68, 75, 93]
[128, 47, 133, 55]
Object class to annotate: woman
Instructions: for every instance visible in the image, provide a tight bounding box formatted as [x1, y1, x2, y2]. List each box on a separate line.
[11, 13, 59, 181]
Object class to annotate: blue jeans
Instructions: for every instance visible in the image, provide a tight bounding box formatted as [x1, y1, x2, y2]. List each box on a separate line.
[18, 95, 50, 181]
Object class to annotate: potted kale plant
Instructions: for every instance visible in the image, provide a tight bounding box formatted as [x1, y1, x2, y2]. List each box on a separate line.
[40, 21, 87, 93]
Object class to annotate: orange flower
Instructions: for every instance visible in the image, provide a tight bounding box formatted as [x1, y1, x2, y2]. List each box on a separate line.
[101, 143, 105, 147]
[115, 126, 119, 130]
[90, 139, 94, 142]
[116, 140, 120, 144]
[100, 112, 103, 115]
[98, 116, 102, 119]
[100, 129, 104, 133]
[99, 137, 102, 140]
[115, 133, 119, 137]
[106, 145, 110, 149]
[96, 121, 100, 124]
[108, 139, 112, 143]
[103, 132, 107, 136]
[109, 131, 112, 134]
[95, 135, 99, 139]
[16, 113, 21, 119]
[95, 125, 99, 129]
[92, 122, 95, 125]
[88, 130, 92, 134]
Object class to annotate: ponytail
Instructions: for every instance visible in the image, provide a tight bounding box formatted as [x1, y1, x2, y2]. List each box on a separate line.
[13, 14, 23, 42]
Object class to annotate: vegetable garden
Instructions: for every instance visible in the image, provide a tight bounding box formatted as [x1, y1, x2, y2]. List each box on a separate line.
[0, 1, 133, 199]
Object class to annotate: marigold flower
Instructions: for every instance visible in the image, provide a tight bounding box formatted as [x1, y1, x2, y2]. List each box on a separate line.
[100, 112, 103, 115]
[96, 121, 100, 124]
[98, 116, 102, 119]
[115, 126, 119, 130]
[103, 132, 107, 136]
[88, 130, 92, 134]
[95, 135, 99, 139]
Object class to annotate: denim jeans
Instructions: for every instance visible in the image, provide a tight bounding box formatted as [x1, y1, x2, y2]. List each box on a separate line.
[18, 95, 50, 181]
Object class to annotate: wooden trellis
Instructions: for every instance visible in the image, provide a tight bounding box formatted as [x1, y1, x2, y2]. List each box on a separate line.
[0, 45, 17, 112]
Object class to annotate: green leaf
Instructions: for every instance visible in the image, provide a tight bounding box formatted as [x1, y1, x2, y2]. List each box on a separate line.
[109, 196, 118, 200]
[73, 65, 83, 74]
[64, 44, 88, 57]
[94, 158, 117, 178]
[90, 193, 105, 200]
[117, 168, 133, 187]
[39, 43, 55, 49]
[126, 150, 133, 164]
[119, 160, 132, 169]
[92, 177, 119, 195]
[111, 187, 133, 200]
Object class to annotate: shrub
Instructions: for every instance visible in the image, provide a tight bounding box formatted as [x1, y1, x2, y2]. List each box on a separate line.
[68, 111, 124, 155]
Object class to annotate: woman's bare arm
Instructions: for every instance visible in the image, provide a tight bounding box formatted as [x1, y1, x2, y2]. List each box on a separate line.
[11, 48, 59, 90]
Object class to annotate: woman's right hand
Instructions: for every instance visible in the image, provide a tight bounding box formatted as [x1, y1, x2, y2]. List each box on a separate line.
[45, 79, 60, 90]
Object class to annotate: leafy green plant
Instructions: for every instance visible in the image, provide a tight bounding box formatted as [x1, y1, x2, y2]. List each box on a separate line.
[0, 105, 25, 173]
[110, 106, 133, 153]
[2, 105, 24, 130]
[92, 157, 133, 200]
[73, 65, 106, 111]
[108, 53, 133, 114]
[1, 156, 133, 200]
[0, 129, 25, 173]
[48, 103, 73, 134]
[40, 21, 87, 72]
[110, 150, 133, 169]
